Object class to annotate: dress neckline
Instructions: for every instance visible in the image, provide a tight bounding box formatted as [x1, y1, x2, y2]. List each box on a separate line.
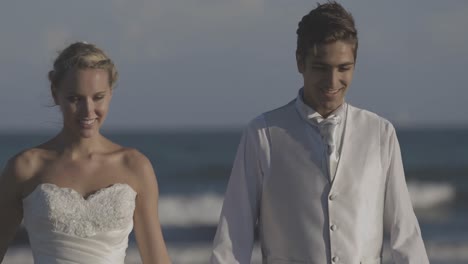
[23, 182, 136, 201]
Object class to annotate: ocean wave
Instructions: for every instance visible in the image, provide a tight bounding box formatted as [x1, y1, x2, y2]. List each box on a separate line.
[158, 181, 456, 227]
[5, 241, 468, 264]
[407, 181, 456, 209]
[159, 193, 223, 227]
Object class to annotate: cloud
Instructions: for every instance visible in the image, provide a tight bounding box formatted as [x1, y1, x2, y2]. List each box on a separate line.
[43, 26, 73, 55]
[0, 0, 466, 130]
[428, 5, 468, 58]
[105, 0, 267, 62]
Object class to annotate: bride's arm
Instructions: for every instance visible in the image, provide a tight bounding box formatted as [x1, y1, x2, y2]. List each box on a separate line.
[0, 153, 31, 262]
[127, 149, 171, 264]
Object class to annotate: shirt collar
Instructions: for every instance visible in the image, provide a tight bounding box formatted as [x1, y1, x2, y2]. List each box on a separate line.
[295, 88, 347, 123]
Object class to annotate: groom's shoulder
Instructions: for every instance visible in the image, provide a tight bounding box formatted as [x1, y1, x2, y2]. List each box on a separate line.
[247, 99, 297, 128]
[348, 104, 395, 134]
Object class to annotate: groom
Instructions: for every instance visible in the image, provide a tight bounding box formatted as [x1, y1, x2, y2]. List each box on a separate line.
[211, 2, 429, 264]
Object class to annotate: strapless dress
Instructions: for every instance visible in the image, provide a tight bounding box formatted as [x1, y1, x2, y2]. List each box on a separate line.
[22, 183, 137, 264]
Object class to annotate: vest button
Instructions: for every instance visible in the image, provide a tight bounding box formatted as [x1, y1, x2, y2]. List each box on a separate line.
[330, 224, 337, 231]
[329, 194, 336, 200]
[332, 256, 340, 262]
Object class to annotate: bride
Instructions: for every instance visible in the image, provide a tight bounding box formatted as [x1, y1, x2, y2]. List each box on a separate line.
[0, 42, 171, 263]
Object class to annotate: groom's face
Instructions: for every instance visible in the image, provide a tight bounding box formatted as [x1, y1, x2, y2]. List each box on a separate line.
[297, 40, 355, 117]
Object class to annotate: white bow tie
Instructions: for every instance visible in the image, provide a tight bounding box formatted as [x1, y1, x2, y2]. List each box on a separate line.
[311, 114, 341, 156]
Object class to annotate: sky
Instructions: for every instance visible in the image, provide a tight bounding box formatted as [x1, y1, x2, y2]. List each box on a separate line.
[0, 0, 467, 131]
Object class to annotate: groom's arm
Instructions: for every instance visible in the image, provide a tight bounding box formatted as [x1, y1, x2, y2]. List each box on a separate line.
[211, 116, 268, 264]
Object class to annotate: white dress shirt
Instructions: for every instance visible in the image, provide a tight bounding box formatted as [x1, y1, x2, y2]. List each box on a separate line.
[211, 90, 429, 264]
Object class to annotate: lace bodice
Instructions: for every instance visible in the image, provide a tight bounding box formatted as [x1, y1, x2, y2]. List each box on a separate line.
[22, 183, 137, 264]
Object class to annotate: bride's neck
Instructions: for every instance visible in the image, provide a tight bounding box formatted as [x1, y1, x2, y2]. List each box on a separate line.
[55, 131, 107, 159]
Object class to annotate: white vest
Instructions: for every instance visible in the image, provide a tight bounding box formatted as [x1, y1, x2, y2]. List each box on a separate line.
[260, 102, 387, 264]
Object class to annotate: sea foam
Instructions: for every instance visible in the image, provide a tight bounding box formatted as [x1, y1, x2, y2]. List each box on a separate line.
[158, 180, 457, 227]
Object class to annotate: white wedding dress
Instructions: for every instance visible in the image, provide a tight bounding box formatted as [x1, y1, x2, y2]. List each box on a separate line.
[22, 183, 137, 264]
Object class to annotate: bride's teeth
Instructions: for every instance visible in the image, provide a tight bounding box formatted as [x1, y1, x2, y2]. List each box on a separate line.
[325, 89, 339, 94]
[80, 119, 95, 125]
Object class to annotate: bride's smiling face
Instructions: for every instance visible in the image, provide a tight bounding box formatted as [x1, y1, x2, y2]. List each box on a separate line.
[53, 68, 113, 139]
[47, 42, 118, 139]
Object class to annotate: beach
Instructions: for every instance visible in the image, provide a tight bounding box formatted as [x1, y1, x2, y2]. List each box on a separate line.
[1, 129, 467, 263]
[4, 241, 468, 263]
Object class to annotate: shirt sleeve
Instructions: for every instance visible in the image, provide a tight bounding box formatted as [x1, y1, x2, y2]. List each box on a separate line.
[382, 124, 430, 264]
[211, 116, 268, 264]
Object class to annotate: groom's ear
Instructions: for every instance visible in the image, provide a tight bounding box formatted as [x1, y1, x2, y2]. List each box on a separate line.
[296, 51, 306, 74]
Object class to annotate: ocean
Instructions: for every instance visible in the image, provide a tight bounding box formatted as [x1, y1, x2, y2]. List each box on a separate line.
[1, 128, 468, 263]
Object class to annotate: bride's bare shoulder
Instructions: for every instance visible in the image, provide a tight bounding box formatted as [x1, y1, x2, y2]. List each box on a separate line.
[119, 148, 154, 174]
[2, 147, 54, 183]
[115, 147, 157, 192]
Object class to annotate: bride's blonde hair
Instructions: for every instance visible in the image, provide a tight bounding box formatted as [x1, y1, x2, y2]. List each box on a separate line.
[48, 42, 118, 93]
